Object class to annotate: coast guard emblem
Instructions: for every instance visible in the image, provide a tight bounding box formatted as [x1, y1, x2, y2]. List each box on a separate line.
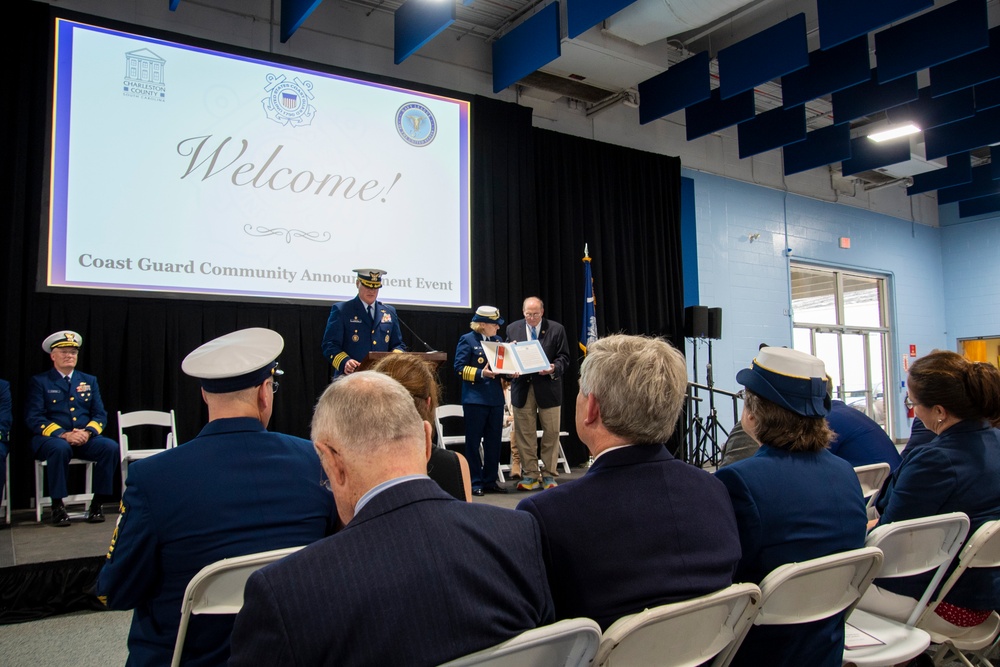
[263, 73, 316, 127]
[396, 102, 437, 147]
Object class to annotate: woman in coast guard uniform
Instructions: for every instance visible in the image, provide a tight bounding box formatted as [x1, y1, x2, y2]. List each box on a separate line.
[455, 306, 507, 496]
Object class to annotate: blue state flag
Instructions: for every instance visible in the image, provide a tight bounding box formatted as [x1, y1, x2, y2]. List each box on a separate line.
[580, 246, 597, 355]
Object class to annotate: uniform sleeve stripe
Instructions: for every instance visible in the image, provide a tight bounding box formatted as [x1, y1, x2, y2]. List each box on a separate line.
[42, 423, 60, 437]
[333, 352, 349, 369]
[87, 421, 103, 434]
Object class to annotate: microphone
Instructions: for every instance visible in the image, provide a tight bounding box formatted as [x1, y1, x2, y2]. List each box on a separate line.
[396, 313, 437, 352]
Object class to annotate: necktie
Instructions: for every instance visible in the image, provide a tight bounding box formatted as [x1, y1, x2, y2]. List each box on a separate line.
[65, 375, 71, 389]
[530, 326, 537, 340]
[368, 304, 375, 321]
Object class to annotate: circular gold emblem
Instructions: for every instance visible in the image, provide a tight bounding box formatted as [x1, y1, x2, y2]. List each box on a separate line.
[385, 334, 390, 343]
[477, 357, 484, 364]
[352, 335, 359, 342]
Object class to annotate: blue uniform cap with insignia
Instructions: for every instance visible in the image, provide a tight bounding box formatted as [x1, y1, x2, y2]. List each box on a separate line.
[354, 268, 387, 289]
[43, 330, 83, 353]
[471, 306, 504, 326]
[182, 328, 284, 393]
[736, 346, 831, 417]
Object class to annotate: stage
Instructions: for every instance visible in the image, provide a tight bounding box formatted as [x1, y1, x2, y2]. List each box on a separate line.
[0, 505, 116, 624]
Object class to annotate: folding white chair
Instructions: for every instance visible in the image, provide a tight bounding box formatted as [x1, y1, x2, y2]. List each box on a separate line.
[34, 458, 94, 522]
[440, 617, 602, 667]
[435, 405, 466, 451]
[854, 463, 891, 513]
[715, 546, 884, 667]
[118, 409, 178, 483]
[171, 545, 303, 667]
[844, 512, 970, 666]
[917, 520, 1000, 667]
[594, 583, 761, 667]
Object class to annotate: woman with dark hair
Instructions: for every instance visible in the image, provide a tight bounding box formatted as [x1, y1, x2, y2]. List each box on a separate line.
[859, 350, 1000, 637]
[371, 354, 471, 501]
[715, 347, 867, 667]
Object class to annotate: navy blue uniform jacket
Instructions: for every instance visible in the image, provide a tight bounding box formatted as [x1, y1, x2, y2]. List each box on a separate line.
[505, 318, 570, 409]
[827, 400, 901, 471]
[716, 446, 867, 667]
[517, 444, 741, 630]
[454, 331, 504, 406]
[96, 417, 336, 667]
[229, 478, 554, 666]
[876, 419, 1000, 609]
[322, 296, 404, 374]
[26, 369, 109, 437]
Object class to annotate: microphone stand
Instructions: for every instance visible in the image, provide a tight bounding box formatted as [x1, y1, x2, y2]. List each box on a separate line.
[396, 313, 437, 352]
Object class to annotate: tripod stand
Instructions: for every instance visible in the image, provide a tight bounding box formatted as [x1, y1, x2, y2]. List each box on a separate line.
[685, 338, 728, 468]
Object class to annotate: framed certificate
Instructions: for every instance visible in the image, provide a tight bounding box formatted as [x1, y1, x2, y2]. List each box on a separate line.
[481, 340, 551, 374]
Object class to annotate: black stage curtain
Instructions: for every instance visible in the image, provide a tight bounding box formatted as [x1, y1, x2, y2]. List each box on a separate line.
[1, 4, 683, 510]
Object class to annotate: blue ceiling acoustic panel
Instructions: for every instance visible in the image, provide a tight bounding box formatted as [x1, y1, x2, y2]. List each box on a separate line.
[907, 153, 972, 196]
[281, 0, 325, 43]
[925, 105, 1000, 160]
[929, 26, 1000, 98]
[975, 79, 1000, 112]
[737, 105, 805, 159]
[885, 87, 975, 131]
[685, 88, 755, 141]
[783, 123, 851, 176]
[638, 52, 710, 126]
[832, 69, 918, 125]
[841, 136, 911, 177]
[959, 194, 1000, 218]
[781, 36, 870, 107]
[170, 0, 181, 9]
[394, 0, 456, 64]
[718, 14, 808, 100]
[876, 0, 988, 84]
[566, 0, 635, 39]
[817, 0, 931, 50]
[492, 3, 560, 93]
[938, 165, 1000, 205]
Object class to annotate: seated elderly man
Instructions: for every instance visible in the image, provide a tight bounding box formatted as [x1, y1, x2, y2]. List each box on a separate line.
[516, 334, 741, 630]
[97, 328, 336, 666]
[229, 372, 554, 667]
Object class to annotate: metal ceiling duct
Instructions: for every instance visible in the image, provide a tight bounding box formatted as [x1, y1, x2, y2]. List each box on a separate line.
[603, 0, 759, 46]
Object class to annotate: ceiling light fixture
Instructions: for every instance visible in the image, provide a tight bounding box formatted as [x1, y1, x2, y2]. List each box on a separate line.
[868, 123, 921, 142]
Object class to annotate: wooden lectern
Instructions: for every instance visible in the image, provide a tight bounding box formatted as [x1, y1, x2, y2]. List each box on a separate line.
[358, 351, 448, 372]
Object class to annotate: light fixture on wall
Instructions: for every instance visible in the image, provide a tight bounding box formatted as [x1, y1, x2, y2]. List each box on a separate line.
[748, 232, 761, 243]
[868, 123, 921, 142]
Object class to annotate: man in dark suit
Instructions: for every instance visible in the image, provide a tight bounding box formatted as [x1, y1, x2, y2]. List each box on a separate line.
[230, 371, 554, 667]
[25, 331, 119, 526]
[321, 268, 405, 376]
[97, 328, 336, 666]
[506, 297, 570, 490]
[516, 334, 741, 630]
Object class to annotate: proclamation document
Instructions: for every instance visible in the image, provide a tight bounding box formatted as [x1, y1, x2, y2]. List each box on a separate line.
[482, 340, 551, 375]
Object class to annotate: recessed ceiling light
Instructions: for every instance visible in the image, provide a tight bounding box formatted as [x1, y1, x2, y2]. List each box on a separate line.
[868, 123, 921, 142]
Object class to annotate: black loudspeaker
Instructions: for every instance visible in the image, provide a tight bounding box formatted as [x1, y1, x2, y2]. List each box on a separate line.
[707, 307, 723, 340]
[684, 306, 709, 338]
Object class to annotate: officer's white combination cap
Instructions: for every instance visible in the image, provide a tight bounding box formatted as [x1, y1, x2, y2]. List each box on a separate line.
[182, 328, 284, 393]
[43, 331, 83, 353]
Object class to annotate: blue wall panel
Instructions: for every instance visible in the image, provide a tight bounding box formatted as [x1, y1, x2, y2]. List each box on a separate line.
[280, 0, 325, 43]
[832, 70, 918, 125]
[681, 177, 699, 308]
[492, 4, 560, 93]
[394, 0, 456, 64]
[781, 36, 870, 107]
[876, 0, 988, 84]
[958, 195, 1000, 218]
[783, 123, 851, 176]
[841, 136, 911, 177]
[737, 105, 805, 159]
[685, 88, 755, 141]
[817, 0, 931, 50]
[718, 14, 808, 100]
[907, 153, 972, 196]
[638, 52, 710, 125]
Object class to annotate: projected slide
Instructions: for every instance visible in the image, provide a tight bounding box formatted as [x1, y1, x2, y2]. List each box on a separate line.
[48, 19, 471, 308]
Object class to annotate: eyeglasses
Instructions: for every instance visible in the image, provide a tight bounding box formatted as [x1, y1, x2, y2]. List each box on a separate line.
[320, 475, 331, 491]
[904, 393, 917, 410]
[270, 380, 279, 394]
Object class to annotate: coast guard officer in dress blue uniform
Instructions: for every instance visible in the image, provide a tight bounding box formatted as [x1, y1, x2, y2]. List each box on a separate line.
[25, 331, 118, 526]
[97, 328, 336, 667]
[455, 306, 508, 496]
[322, 268, 405, 376]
